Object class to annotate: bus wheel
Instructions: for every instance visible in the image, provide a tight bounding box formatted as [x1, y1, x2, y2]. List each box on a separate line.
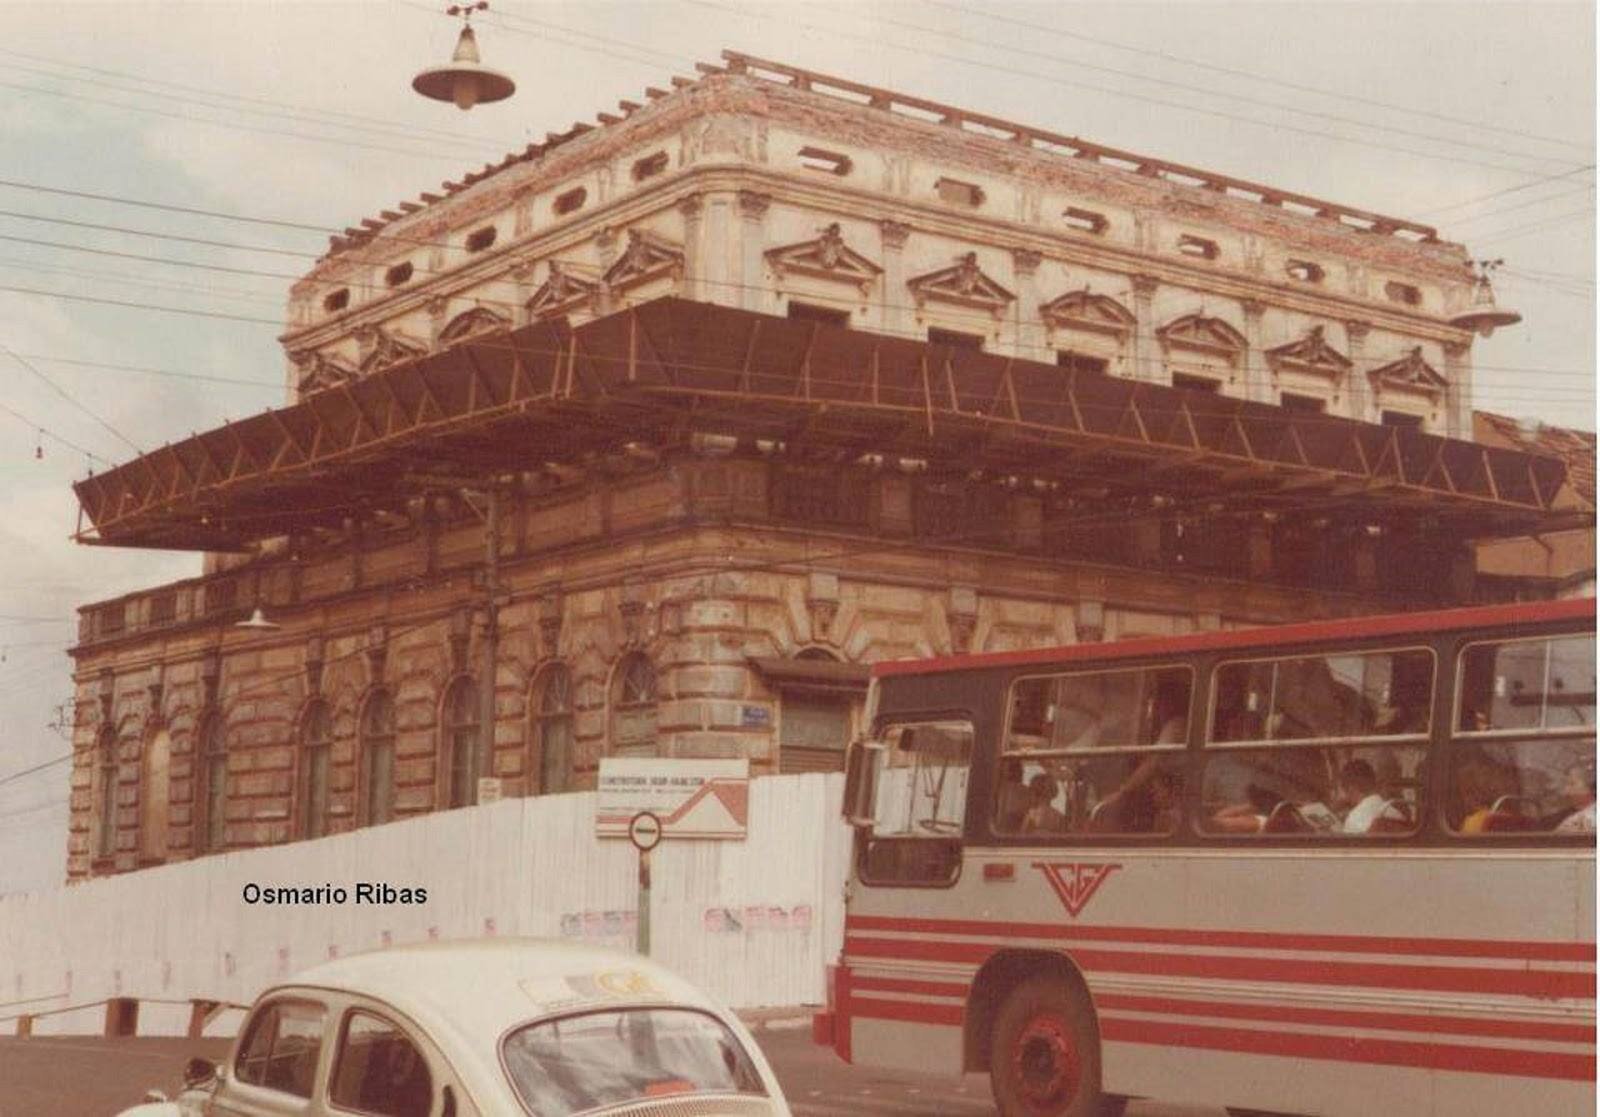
[990, 976, 1120, 1117]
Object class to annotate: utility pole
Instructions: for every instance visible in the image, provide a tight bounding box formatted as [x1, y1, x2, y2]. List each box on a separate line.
[477, 485, 501, 800]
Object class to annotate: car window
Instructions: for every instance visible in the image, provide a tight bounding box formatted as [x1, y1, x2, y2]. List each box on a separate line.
[330, 1010, 433, 1117]
[502, 1007, 765, 1117]
[235, 999, 326, 1099]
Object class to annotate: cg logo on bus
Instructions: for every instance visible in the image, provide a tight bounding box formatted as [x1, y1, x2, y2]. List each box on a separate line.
[1032, 862, 1122, 918]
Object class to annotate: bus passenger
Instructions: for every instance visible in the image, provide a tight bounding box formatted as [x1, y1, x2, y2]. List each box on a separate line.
[1555, 764, 1596, 833]
[1210, 783, 1280, 834]
[1337, 759, 1405, 833]
[1022, 773, 1066, 834]
[995, 759, 1030, 832]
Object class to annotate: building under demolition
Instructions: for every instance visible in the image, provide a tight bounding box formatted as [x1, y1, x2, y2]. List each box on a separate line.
[63, 52, 1585, 878]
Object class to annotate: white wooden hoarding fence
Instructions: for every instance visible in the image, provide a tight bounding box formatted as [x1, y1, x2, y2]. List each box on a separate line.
[0, 773, 849, 1036]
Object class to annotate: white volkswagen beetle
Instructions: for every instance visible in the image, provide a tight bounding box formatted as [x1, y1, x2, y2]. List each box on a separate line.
[117, 939, 791, 1117]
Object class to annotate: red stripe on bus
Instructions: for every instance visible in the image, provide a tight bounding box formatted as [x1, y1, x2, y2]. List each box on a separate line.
[844, 937, 1596, 1000]
[1094, 993, 1596, 1046]
[845, 914, 1598, 964]
[1099, 1015, 1597, 1082]
[851, 995, 965, 1028]
[852, 976, 970, 999]
[871, 598, 1595, 678]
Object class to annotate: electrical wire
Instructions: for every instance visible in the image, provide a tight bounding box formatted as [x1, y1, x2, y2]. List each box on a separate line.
[929, 1, 1591, 158]
[0, 343, 144, 455]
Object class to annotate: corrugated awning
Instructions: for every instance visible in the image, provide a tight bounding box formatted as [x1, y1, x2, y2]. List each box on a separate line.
[72, 296, 1588, 551]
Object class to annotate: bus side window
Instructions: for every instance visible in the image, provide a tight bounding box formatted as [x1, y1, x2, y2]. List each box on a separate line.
[1450, 634, 1596, 836]
[997, 666, 1191, 838]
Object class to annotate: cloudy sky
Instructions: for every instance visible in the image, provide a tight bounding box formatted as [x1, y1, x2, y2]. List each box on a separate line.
[0, 1, 1593, 893]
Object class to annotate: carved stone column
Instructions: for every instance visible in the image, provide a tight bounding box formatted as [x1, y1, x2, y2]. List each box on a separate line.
[1442, 339, 1471, 439]
[880, 220, 911, 337]
[701, 192, 734, 309]
[737, 191, 771, 313]
[1241, 298, 1268, 402]
[1011, 248, 1043, 361]
[1130, 274, 1159, 382]
[1344, 319, 1372, 421]
[678, 194, 704, 301]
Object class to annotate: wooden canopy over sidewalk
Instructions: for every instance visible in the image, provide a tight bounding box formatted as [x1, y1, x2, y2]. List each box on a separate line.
[73, 297, 1587, 552]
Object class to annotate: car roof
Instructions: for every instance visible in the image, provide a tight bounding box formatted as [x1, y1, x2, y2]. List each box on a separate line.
[270, 938, 725, 1048]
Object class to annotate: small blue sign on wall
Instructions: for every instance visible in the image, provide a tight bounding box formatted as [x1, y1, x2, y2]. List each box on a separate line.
[740, 704, 772, 728]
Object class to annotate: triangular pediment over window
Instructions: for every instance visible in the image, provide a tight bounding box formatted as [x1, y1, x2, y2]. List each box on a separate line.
[1156, 313, 1246, 356]
[603, 229, 685, 293]
[526, 261, 600, 321]
[1039, 289, 1136, 337]
[1369, 346, 1446, 396]
[765, 223, 883, 293]
[293, 350, 358, 395]
[358, 329, 429, 375]
[907, 253, 1015, 316]
[1265, 325, 1352, 379]
[439, 307, 511, 347]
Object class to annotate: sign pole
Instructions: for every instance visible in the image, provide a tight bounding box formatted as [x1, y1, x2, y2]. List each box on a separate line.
[627, 810, 662, 957]
[637, 846, 651, 956]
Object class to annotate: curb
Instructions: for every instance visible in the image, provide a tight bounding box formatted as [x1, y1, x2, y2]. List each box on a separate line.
[736, 1007, 817, 1033]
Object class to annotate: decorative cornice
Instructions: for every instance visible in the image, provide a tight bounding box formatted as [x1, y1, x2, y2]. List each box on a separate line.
[1038, 288, 1135, 337]
[526, 260, 601, 321]
[357, 329, 428, 376]
[438, 306, 511, 347]
[765, 223, 882, 293]
[907, 252, 1016, 316]
[879, 219, 912, 249]
[736, 190, 772, 218]
[1011, 248, 1043, 277]
[677, 193, 705, 220]
[1368, 345, 1446, 396]
[1131, 273, 1160, 298]
[602, 228, 686, 293]
[1156, 313, 1246, 356]
[1264, 324, 1353, 379]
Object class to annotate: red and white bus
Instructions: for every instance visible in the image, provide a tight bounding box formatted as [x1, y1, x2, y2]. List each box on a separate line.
[816, 597, 1595, 1117]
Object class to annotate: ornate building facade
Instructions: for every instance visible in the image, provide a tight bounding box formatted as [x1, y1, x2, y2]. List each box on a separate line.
[63, 53, 1578, 878]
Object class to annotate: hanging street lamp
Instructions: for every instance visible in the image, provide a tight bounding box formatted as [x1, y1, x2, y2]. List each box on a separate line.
[412, 2, 516, 111]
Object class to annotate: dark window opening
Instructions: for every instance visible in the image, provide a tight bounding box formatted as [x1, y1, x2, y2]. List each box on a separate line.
[934, 178, 985, 207]
[1384, 281, 1421, 306]
[928, 326, 984, 351]
[1287, 259, 1325, 283]
[631, 151, 669, 181]
[1178, 234, 1220, 260]
[1172, 372, 1222, 393]
[1280, 392, 1326, 414]
[1381, 410, 1424, 429]
[787, 301, 850, 328]
[1063, 206, 1109, 235]
[322, 288, 350, 313]
[465, 226, 497, 253]
[554, 187, 587, 215]
[1056, 351, 1108, 375]
[798, 146, 853, 176]
[773, 464, 872, 528]
[385, 262, 414, 287]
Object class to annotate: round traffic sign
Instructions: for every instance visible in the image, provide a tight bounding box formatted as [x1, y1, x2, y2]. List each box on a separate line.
[627, 810, 664, 852]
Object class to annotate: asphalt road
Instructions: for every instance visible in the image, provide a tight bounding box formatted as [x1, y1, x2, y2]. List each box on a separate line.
[0, 1029, 1221, 1116]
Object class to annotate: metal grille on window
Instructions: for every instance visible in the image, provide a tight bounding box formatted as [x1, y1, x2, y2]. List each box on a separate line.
[361, 690, 396, 825]
[444, 676, 480, 808]
[534, 664, 574, 793]
[298, 701, 332, 839]
[201, 713, 227, 853]
[95, 725, 117, 859]
[779, 650, 852, 774]
[612, 654, 658, 757]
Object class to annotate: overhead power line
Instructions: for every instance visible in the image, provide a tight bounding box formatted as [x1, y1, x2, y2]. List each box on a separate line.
[932, 0, 1594, 157]
[687, 0, 1583, 181]
[0, 342, 143, 454]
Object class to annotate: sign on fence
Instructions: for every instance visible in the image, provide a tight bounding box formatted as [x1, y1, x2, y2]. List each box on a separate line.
[595, 759, 749, 840]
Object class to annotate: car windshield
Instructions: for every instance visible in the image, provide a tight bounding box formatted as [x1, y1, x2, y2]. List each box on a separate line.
[502, 1007, 767, 1116]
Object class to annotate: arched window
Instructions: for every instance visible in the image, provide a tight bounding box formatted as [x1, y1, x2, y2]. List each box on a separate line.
[197, 713, 227, 854]
[443, 677, 482, 808]
[610, 654, 658, 757]
[530, 665, 573, 795]
[360, 690, 396, 826]
[298, 701, 332, 840]
[94, 725, 118, 860]
[139, 728, 170, 861]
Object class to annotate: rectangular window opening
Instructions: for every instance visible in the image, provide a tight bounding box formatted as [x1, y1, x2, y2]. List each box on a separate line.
[1172, 372, 1222, 393]
[554, 187, 587, 215]
[1177, 234, 1220, 260]
[385, 261, 414, 287]
[631, 151, 669, 181]
[935, 177, 985, 207]
[787, 301, 851, 328]
[1063, 206, 1109, 235]
[798, 146, 853, 176]
[1384, 281, 1421, 306]
[1280, 392, 1326, 414]
[1286, 259, 1325, 283]
[465, 225, 497, 253]
[928, 326, 984, 351]
[1381, 409, 1424, 429]
[322, 288, 350, 313]
[1056, 351, 1108, 375]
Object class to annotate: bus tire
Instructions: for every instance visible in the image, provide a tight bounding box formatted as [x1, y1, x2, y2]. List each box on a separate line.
[990, 975, 1119, 1117]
